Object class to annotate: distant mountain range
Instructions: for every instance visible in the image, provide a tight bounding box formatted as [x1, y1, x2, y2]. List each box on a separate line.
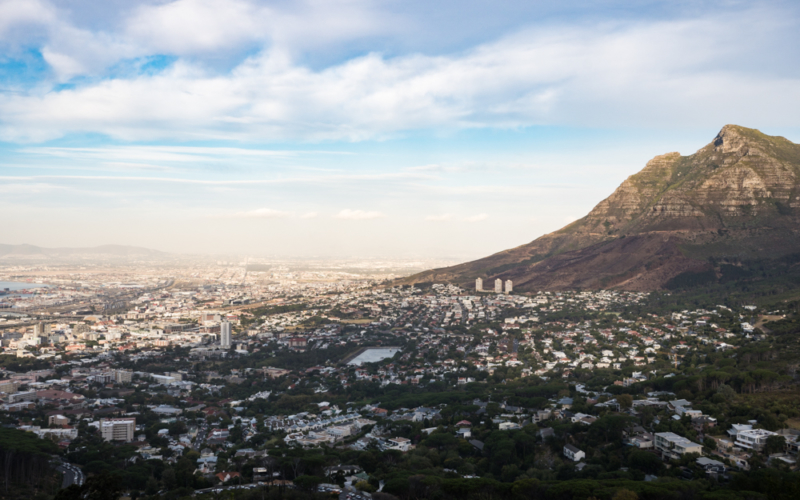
[403, 125, 800, 292]
[0, 244, 167, 259]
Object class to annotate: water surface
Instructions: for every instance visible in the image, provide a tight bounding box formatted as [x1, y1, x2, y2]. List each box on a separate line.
[348, 348, 400, 366]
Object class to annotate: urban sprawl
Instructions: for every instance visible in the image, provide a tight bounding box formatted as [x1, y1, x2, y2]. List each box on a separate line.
[0, 261, 797, 500]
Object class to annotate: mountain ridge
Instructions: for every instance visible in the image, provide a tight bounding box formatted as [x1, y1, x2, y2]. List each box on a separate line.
[0, 243, 168, 258]
[402, 125, 800, 291]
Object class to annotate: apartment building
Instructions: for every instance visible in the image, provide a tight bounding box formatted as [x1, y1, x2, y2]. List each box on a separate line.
[0, 380, 19, 394]
[115, 370, 133, 383]
[220, 321, 232, 349]
[100, 418, 135, 442]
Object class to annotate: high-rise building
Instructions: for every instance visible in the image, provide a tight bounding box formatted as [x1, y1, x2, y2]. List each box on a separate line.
[114, 370, 133, 383]
[220, 321, 232, 349]
[495, 279, 502, 293]
[505, 280, 513, 294]
[100, 418, 135, 442]
[33, 322, 49, 338]
[475, 278, 483, 292]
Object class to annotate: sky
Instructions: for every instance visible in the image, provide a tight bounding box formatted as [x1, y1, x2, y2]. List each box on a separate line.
[1, 0, 799, 259]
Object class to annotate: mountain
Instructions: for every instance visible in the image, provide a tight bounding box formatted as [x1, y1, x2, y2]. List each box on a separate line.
[0, 244, 168, 259]
[403, 125, 800, 292]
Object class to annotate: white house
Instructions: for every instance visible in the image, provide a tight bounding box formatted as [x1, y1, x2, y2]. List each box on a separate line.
[564, 444, 585, 462]
[735, 429, 777, 451]
[388, 437, 412, 452]
[727, 424, 753, 439]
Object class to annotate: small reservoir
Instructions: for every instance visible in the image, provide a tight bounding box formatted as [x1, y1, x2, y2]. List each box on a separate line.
[347, 347, 401, 366]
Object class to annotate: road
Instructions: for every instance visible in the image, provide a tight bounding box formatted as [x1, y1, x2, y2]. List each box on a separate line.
[55, 459, 85, 488]
[194, 422, 209, 450]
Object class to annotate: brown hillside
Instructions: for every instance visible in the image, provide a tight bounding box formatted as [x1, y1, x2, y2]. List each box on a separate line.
[402, 125, 800, 291]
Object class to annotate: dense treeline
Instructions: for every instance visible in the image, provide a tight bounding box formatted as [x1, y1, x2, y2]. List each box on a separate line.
[664, 253, 800, 299]
[0, 428, 59, 496]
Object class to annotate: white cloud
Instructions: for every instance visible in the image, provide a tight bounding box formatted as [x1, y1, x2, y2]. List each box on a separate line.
[464, 214, 488, 222]
[425, 214, 452, 221]
[300, 212, 318, 219]
[1, 6, 799, 141]
[232, 208, 290, 218]
[124, 0, 386, 57]
[0, 0, 55, 37]
[125, 0, 264, 55]
[334, 209, 384, 220]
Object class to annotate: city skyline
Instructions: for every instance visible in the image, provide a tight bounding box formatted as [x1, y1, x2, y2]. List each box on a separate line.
[1, 1, 799, 259]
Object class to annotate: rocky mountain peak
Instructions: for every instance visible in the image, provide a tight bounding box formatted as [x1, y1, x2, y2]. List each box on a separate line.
[710, 124, 780, 157]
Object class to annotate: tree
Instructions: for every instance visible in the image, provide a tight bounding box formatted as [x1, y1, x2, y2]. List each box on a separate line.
[54, 485, 82, 500]
[628, 450, 663, 475]
[716, 384, 736, 401]
[617, 394, 633, 409]
[763, 435, 786, 455]
[355, 480, 376, 493]
[293, 475, 322, 491]
[58, 472, 124, 500]
[612, 489, 638, 500]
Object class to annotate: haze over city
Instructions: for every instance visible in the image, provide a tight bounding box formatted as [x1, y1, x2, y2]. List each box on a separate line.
[1, 0, 799, 258]
[4, 2, 800, 500]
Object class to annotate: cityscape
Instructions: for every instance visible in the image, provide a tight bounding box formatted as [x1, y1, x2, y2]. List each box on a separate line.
[0, 253, 798, 499]
[1, 1, 799, 500]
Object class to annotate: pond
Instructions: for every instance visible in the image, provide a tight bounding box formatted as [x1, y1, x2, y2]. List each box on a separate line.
[347, 347, 401, 366]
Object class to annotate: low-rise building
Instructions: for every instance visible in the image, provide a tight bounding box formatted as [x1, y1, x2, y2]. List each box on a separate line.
[564, 444, 585, 462]
[735, 429, 778, 451]
[655, 432, 703, 460]
[388, 437, 411, 452]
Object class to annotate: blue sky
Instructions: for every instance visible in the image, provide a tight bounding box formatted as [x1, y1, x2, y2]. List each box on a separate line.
[1, 0, 799, 258]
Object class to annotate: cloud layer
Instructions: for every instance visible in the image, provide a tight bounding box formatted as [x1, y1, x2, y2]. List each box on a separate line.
[334, 209, 384, 220]
[0, 2, 798, 142]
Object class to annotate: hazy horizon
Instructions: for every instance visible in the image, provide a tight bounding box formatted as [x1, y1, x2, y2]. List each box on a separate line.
[2, 1, 799, 259]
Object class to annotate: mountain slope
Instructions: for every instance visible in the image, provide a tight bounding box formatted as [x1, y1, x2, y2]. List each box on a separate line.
[403, 125, 800, 291]
[0, 244, 167, 259]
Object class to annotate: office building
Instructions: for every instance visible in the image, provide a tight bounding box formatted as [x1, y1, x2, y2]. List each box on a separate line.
[220, 321, 232, 349]
[475, 278, 483, 292]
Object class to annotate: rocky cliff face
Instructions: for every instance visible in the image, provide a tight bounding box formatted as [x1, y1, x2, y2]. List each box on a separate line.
[403, 125, 800, 291]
